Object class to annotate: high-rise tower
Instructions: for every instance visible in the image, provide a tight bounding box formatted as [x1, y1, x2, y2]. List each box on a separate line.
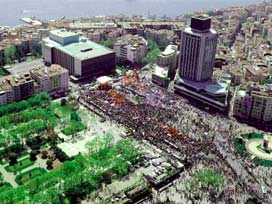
[174, 16, 228, 112]
[179, 16, 217, 81]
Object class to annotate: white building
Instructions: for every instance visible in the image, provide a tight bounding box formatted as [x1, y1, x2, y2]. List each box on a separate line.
[175, 16, 228, 112]
[30, 64, 69, 97]
[179, 16, 218, 81]
[157, 45, 179, 79]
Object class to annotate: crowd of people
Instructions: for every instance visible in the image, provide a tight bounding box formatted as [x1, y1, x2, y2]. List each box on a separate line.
[79, 79, 270, 203]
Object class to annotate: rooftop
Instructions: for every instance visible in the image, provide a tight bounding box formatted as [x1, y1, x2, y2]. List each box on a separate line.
[30, 64, 68, 78]
[190, 15, 212, 32]
[153, 65, 168, 78]
[69, 22, 117, 29]
[160, 45, 177, 56]
[44, 36, 115, 60]
[178, 78, 228, 95]
[1, 73, 33, 88]
[50, 29, 79, 38]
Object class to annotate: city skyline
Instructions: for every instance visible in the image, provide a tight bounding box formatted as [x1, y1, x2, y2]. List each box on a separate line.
[0, 1, 272, 204]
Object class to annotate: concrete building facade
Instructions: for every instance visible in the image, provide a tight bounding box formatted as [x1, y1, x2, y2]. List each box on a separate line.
[114, 34, 148, 65]
[157, 45, 179, 79]
[174, 16, 228, 112]
[42, 29, 116, 81]
[30, 64, 69, 97]
[0, 73, 35, 105]
[179, 16, 218, 82]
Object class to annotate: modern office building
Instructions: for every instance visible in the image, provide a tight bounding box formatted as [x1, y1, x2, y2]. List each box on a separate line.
[233, 84, 272, 122]
[30, 64, 69, 97]
[42, 29, 116, 81]
[174, 16, 228, 111]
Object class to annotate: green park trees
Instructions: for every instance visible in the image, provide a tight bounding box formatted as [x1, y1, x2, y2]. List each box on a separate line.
[100, 40, 113, 48]
[2, 42, 41, 66]
[62, 111, 86, 136]
[8, 152, 18, 166]
[0, 92, 51, 117]
[46, 160, 53, 170]
[70, 112, 80, 121]
[142, 40, 160, 65]
[0, 138, 141, 204]
[4, 46, 16, 64]
[29, 150, 38, 161]
[31, 42, 42, 57]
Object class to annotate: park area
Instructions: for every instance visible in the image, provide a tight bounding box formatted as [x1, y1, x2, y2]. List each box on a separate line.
[0, 92, 143, 204]
[0, 92, 86, 151]
[0, 137, 141, 204]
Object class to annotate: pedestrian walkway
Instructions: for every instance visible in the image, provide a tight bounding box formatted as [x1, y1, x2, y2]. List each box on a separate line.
[0, 155, 48, 188]
[0, 165, 18, 188]
[21, 156, 47, 174]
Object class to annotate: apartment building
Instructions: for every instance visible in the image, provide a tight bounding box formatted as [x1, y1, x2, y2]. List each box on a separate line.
[30, 64, 69, 97]
[233, 84, 272, 122]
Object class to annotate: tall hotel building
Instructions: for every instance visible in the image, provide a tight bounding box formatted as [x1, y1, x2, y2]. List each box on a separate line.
[175, 16, 228, 111]
[179, 16, 217, 81]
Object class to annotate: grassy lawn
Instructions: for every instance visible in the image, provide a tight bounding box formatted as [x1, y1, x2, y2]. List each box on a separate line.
[51, 102, 74, 118]
[5, 157, 34, 172]
[0, 153, 29, 167]
[0, 159, 9, 166]
[62, 121, 86, 136]
[243, 133, 264, 140]
[15, 168, 46, 185]
[0, 183, 12, 192]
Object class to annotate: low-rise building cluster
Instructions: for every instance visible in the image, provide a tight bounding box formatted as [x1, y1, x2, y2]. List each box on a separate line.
[0, 64, 68, 106]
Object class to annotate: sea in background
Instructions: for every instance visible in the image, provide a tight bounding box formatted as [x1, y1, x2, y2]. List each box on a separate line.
[0, 0, 265, 26]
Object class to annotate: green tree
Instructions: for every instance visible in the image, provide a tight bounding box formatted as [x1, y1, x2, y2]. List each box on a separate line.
[8, 152, 18, 166]
[100, 40, 113, 48]
[70, 112, 80, 121]
[142, 40, 160, 65]
[30, 150, 38, 161]
[31, 42, 42, 57]
[4, 46, 16, 64]
[0, 52, 5, 66]
[46, 160, 53, 170]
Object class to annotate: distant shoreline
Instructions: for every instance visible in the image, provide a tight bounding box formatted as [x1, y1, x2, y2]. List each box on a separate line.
[0, 0, 264, 27]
